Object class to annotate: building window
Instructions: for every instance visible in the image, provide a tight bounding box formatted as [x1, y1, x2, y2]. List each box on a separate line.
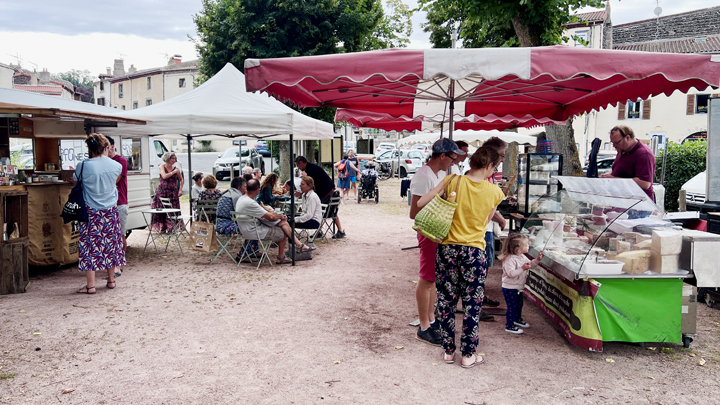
[696, 94, 710, 114]
[179, 78, 186, 88]
[626, 100, 641, 119]
[99, 82, 104, 91]
[146, 99, 152, 106]
[575, 31, 589, 47]
[147, 77, 152, 90]
[121, 105, 126, 110]
[118, 83, 123, 98]
[133, 101, 138, 109]
[97, 98, 105, 106]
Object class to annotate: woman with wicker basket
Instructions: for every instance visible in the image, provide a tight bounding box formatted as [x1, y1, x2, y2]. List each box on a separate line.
[417, 146, 505, 368]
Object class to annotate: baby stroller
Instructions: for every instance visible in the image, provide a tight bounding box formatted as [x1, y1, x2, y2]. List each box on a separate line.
[358, 163, 379, 204]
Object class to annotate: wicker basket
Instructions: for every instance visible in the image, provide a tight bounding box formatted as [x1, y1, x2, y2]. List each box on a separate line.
[413, 193, 458, 243]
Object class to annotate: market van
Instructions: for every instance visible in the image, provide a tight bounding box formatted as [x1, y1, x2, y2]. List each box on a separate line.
[60, 136, 177, 235]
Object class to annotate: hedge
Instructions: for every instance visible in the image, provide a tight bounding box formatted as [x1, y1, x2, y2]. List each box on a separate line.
[654, 140, 706, 212]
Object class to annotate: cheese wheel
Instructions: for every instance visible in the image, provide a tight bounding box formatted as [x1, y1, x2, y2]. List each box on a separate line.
[616, 250, 651, 274]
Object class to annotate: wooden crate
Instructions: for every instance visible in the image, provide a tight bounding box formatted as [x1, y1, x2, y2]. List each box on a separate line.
[1, 190, 29, 294]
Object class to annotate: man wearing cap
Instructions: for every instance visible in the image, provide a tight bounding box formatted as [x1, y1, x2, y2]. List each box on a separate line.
[409, 138, 465, 346]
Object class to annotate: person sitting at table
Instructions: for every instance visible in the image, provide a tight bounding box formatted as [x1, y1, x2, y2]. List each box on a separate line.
[195, 174, 222, 222]
[236, 179, 312, 264]
[191, 172, 204, 202]
[256, 172, 280, 206]
[216, 177, 246, 235]
[288, 176, 322, 231]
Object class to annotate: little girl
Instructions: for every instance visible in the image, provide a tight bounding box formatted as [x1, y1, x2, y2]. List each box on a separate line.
[499, 233, 543, 335]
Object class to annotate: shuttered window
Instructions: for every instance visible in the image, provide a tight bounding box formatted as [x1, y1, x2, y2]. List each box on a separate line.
[642, 99, 651, 120]
[617, 102, 626, 120]
[687, 94, 695, 115]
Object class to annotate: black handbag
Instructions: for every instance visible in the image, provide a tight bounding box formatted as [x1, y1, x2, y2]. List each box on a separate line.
[60, 162, 88, 223]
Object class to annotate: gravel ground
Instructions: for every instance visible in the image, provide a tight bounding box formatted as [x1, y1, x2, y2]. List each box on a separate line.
[2, 178, 720, 404]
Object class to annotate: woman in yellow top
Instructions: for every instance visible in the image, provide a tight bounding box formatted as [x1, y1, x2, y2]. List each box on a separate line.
[418, 146, 505, 368]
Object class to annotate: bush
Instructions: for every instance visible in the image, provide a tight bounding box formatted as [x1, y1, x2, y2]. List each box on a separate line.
[196, 140, 215, 152]
[655, 140, 706, 212]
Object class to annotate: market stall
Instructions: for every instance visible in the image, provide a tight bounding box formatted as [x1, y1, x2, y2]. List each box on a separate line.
[521, 176, 698, 351]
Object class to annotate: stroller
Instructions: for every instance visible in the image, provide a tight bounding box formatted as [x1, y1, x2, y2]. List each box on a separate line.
[358, 163, 379, 204]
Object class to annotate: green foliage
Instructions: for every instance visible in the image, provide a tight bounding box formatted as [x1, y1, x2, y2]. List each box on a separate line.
[10, 146, 31, 168]
[197, 140, 215, 152]
[655, 141, 707, 212]
[419, 0, 604, 47]
[57, 69, 94, 89]
[362, 0, 414, 49]
[0, 373, 17, 379]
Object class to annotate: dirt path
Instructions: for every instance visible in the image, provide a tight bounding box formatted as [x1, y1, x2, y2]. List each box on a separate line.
[2, 179, 720, 404]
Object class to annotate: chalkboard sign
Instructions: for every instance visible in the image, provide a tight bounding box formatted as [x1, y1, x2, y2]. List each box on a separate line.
[9, 118, 19, 135]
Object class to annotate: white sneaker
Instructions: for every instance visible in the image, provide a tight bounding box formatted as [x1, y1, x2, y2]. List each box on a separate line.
[505, 326, 523, 334]
[514, 319, 530, 328]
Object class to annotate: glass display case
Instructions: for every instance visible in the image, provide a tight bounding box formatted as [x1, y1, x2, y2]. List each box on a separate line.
[517, 153, 563, 216]
[522, 176, 689, 280]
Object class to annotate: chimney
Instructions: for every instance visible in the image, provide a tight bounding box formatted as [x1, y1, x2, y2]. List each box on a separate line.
[113, 59, 125, 76]
[168, 54, 182, 66]
[106, 67, 111, 75]
[128, 64, 137, 74]
[38, 68, 51, 84]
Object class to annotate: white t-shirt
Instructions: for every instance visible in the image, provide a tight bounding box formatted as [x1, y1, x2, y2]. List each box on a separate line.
[410, 165, 446, 197]
[192, 184, 205, 200]
[235, 195, 271, 239]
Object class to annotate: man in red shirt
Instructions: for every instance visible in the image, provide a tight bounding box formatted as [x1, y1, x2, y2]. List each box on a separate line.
[600, 125, 656, 201]
[107, 138, 129, 269]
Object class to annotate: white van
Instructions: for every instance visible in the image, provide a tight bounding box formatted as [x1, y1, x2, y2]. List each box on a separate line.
[60, 136, 178, 235]
[681, 171, 706, 210]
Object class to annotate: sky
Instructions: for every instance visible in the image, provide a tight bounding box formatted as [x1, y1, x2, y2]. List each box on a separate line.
[0, 0, 716, 78]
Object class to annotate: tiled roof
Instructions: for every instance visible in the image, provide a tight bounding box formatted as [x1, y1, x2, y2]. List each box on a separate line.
[14, 85, 63, 95]
[13, 72, 30, 77]
[614, 35, 720, 54]
[574, 11, 607, 22]
[614, 6, 720, 45]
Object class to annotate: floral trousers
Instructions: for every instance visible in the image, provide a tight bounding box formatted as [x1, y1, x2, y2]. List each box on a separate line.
[435, 243, 488, 357]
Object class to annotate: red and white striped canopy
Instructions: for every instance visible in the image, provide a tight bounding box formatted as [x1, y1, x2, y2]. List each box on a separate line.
[334, 108, 563, 132]
[245, 46, 720, 122]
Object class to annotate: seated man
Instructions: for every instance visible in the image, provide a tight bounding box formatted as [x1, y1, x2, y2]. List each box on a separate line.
[235, 179, 312, 264]
[361, 162, 379, 180]
[216, 177, 246, 235]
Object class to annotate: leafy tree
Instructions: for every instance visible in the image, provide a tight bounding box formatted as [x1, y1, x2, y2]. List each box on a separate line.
[654, 141, 706, 212]
[363, 0, 414, 49]
[419, 0, 605, 176]
[58, 69, 95, 103]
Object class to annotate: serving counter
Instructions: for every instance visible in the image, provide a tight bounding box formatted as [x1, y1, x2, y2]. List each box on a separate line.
[521, 177, 697, 351]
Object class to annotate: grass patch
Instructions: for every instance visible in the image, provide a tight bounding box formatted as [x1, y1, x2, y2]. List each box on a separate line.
[0, 373, 17, 379]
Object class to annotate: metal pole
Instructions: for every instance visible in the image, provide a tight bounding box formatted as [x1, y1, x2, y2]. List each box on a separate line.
[186, 135, 193, 225]
[289, 135, 296, 266]
[237, 141, 242, 180]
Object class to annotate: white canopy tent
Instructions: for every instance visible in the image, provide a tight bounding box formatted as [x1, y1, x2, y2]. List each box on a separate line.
[104, 63, 333, 140]
[397, 130, 537, 148]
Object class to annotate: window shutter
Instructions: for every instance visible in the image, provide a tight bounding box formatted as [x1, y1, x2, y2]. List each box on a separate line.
[687, 94, 695, 115]
[617, 102, 626, 120]
[642, 99, 651, 120]
[713, 94, 720, 98]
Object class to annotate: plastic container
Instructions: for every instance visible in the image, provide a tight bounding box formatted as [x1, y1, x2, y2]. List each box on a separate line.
[581, 260, 625, 275]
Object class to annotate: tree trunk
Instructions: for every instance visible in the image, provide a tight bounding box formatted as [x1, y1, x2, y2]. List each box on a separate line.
[279, 141, 291, 183]
[544, 117, 583, 177]
[504, 141, 520, 195]
[304, 140, 316, 164]
[511, 15, 542, 47]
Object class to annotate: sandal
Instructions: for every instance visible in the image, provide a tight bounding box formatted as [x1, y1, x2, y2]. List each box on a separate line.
[114, 268, 123, 277]
[77, 285, 96, 294]
[299, 244, 313, 252]
[461, 354, 483, 369]
[275, 257, 287, 265]
[443, 353, 455, 364]
[107, 281, 116, 289]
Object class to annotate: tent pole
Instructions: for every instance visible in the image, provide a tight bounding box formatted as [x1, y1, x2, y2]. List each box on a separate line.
[238, 141, 242, 180]
[187, 134, 193, 225]
[330, 137, 334, 183]
[289, 134, 296, 266]
[448, 80, 455, 140]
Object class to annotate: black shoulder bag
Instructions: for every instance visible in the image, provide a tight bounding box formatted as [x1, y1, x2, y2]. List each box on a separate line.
[61, 161, 89, 223]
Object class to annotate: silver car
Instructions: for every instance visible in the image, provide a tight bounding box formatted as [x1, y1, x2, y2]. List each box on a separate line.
[375, 149, 420, 178]
[213, 147, 265, 181]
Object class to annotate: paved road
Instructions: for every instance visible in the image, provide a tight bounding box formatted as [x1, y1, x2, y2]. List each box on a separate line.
[176, 152, 276, 186]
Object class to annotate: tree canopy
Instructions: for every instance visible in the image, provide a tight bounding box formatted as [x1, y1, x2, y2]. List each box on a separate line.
[57, 69, 94, 103]
[420, 0, 604, 48]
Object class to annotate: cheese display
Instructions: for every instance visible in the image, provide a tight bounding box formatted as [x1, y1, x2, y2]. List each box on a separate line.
[633, 240, 652, 250]
[616, 250, 651, 274]
[616, 240, 632, 254]
[651, 230, 682, 255]
[649, 251, 679, 274]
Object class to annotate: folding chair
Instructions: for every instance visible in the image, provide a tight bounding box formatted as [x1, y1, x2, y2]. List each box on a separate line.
[318, 194, 342, 242]
[159, 197, 192, 237]
[231, 211, 274, 270]
[196, 198, 220, 223]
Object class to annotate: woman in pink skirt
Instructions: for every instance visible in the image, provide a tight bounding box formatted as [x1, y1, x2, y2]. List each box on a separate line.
[75, 134, 125, 294]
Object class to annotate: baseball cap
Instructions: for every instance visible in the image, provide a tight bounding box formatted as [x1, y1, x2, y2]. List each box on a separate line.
[432, 138, 466, 156]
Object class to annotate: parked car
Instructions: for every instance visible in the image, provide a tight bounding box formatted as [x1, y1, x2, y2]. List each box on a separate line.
[254, 140, 271, 157]
[411, 143, 431, 158]
[343, 141, 357, 154]
[583, 157, 615, 176]
[213, 147, 265, 180]
[682, 171, 706, 210]
[374, 142, 395, 157]
[375, 149, 418, 178]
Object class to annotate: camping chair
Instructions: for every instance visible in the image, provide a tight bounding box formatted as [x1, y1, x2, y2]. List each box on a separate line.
[231, 211, 273, 270]
[196, 197, 220, 223]
[211, 197, 242, 264]
[294, 219, 324, 255]
[318, 193, 342, 242]
[159, 197, 192, 238]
